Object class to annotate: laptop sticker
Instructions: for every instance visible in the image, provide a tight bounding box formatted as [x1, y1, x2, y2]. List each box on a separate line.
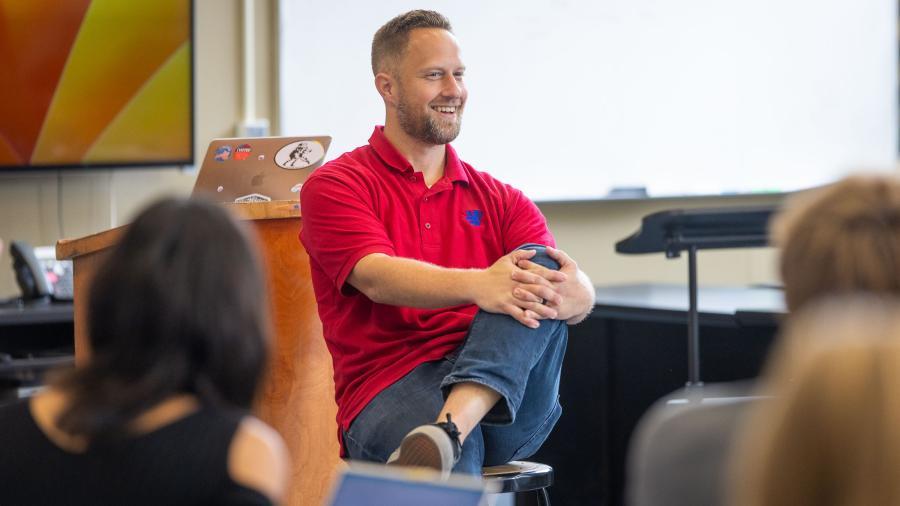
[275, 140, 325, 169]
[234, 193, 272, 203]
[291, 183, 303, 193]
[214, 145, 233, 161]
[233, 143, 252, 161]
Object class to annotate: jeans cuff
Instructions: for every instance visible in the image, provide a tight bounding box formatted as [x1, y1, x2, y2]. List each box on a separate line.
[439, 376, 519, 425]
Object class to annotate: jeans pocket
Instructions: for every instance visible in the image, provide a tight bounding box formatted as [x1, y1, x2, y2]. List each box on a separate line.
[510, 397, 562, 461]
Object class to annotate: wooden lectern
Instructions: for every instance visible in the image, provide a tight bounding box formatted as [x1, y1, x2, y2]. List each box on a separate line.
[57, 200, 343, 506]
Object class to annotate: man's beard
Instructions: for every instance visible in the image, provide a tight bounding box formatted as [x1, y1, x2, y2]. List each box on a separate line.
[396, 96, 463, 145]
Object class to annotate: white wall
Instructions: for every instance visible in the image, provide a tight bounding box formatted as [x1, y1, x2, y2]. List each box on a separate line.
[0, 0, 890, 299]
[279, 0, 898, 201]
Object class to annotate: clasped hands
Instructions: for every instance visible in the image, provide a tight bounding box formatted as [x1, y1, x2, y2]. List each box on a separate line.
[474, 247, 581, 329]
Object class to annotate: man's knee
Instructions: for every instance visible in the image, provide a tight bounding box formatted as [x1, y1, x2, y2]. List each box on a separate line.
[515, 243, 560, 271]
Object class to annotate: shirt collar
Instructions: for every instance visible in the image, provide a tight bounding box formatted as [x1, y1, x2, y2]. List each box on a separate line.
[443, 142, 469, 185]
[369, 126, 469, 185]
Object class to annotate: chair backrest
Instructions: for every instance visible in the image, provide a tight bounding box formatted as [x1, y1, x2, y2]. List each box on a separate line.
[627, 383, 761, 506]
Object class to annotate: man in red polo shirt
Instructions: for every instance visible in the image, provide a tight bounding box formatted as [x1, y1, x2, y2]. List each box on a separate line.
[299, 10, 595, 476]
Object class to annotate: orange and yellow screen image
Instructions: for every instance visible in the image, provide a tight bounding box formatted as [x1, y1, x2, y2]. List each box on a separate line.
[0, 0, 191, 168]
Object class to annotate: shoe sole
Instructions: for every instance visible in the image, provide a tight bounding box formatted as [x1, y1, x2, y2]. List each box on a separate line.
[387, 425, 454, 478]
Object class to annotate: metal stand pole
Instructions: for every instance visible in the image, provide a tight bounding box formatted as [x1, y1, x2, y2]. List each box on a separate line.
[686, 245, 703, 389]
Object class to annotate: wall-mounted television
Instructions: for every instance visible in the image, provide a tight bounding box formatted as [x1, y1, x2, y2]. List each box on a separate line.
[0, 0, 193, 171]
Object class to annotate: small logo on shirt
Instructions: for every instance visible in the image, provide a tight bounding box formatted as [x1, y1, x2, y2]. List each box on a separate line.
[465, 210, 483, 227]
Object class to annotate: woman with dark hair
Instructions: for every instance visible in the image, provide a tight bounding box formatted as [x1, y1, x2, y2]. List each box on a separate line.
[0, 197, 288, 505]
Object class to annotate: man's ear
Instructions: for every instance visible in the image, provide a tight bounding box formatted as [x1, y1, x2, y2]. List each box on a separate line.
[375, 71, 396, 105]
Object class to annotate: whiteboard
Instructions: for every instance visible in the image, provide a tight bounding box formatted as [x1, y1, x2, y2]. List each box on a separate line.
[279, 0, 898, 201]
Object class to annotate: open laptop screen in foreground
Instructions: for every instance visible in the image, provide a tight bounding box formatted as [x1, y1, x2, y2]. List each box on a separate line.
[327, 462, 493, 506]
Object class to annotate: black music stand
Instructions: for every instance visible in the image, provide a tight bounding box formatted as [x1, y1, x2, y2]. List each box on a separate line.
[616, 206, 776, 389]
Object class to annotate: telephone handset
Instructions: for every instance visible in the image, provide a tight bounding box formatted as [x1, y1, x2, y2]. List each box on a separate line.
[10, 240, 52, 301]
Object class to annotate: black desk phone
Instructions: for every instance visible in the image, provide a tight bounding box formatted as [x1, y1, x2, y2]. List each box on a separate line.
[9, 241, 73, 302]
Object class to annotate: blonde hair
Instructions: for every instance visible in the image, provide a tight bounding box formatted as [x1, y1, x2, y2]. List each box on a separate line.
[772, 174, 900, 312]
[732, 297, 900, 506]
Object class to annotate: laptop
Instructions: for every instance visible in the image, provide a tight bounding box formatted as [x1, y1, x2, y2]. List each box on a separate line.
[325, 462, 495, 506]
[192, 136, 331, 203]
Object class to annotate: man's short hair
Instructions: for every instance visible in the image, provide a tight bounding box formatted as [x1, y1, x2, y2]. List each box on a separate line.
[371, 10, 453, 75]
[773, 174, 900, 312]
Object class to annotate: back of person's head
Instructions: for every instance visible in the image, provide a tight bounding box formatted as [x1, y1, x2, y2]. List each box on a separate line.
[772, 174, 900, 312]
[371, 9, 452, 75]
[54, 197, 270, 440]
[732, 297, 900, 506]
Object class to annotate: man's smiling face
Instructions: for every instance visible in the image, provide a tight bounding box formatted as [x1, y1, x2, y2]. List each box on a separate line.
[392, 28, 467, 145]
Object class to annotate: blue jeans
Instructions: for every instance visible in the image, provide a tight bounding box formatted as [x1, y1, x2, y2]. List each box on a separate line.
[342, 244, 569, 474]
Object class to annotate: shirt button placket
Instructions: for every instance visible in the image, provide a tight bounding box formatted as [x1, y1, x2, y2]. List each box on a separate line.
[421, 193, 436, 243]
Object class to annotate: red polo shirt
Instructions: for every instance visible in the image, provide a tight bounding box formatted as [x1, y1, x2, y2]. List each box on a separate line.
[299, 126, 554, 453]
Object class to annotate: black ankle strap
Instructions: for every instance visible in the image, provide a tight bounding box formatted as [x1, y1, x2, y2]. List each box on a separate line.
[437, 413, 463, 460]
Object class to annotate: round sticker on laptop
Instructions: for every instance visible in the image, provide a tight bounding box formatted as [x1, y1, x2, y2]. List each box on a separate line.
[275, 140, 325, 170]
[214, 145, 232, 162]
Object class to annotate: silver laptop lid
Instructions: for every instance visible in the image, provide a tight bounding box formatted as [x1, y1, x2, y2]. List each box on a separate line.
[192, 136, 331, 203]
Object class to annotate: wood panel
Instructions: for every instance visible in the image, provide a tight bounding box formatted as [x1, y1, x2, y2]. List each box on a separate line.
[70, 249, 110, 363]
[57, 226, 125, 262]
[223, 199, 301, 220]
[251, 217, 342, 505]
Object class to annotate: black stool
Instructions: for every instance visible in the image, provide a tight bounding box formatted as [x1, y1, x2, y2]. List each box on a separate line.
[483, 460, 553, 505]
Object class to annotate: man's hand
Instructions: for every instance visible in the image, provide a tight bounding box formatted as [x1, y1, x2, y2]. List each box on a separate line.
[516, 247, 595, 324]
[472, 249, 566, 328]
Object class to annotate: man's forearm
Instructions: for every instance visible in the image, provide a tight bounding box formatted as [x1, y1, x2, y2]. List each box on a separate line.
[348, 253, 480, 308]
[349, 250, 565, 328]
